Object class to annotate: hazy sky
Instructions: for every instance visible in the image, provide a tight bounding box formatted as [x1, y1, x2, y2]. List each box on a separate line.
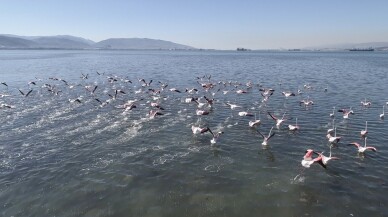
[1, 0, 388, 49]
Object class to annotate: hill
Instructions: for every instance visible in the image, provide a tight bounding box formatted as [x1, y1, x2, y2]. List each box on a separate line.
[0, 34, 195, 50]
[93, 38, 194, 50]
[0, 35, 38, 48]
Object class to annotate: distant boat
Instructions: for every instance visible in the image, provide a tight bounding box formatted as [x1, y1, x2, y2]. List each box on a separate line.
[349, 48, 374, 51]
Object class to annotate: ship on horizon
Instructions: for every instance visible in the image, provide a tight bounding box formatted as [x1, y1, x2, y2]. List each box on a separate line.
[348, 47, 374, 51]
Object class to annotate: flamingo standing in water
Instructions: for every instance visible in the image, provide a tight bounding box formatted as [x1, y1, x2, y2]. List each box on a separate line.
[257, 127, 275, 146]
[360, 121, 368, 137]
[348, 138, 377, 154]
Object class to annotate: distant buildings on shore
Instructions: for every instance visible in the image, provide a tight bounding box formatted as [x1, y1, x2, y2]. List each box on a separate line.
[236, 48, 251, 51]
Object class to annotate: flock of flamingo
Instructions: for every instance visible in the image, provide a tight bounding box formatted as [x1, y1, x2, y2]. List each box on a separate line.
[1, 72, 387, 172]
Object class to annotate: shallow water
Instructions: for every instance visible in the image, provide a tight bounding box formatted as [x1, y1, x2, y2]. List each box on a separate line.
[0, 50, 388, 216]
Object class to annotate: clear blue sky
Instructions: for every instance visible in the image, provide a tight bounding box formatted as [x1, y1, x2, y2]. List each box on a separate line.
[1, 0, 388, 49]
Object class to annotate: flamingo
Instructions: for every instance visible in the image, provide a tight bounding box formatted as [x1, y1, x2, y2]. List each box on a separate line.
[288, 118, 299, 131]
[260, 92, 273, 103]
[191, 125, 211, 135]
[301, 149, 326, 168]
[330, 107, 335, 118]
[150, 102, 165, 110]
[249, 112, 261, 127]
[268, 112, 286, 128]
[203, 96, 214, 107]
[380, 105, 385, 119]
[194, 99, 206, 108]
[238, 111, 254, 117]
[209, 130, 224, 144]
[185, 88, 198, 94]
[149, 110, 163, 119]
[196, 109, 210, 116]
[299, 96, 314, 106]
[0, 103, 13, 109]
[18, 89, 33, 97]
[319, 146, 339, 165]
[236, 89, 247, 94]
[348, 138, 377, 153]
[327, 119, 335, 134]
[360, 121, 368, 137]
[225, 102, 241, 110]
[327, 127, 341, 144]
[259, 88, 275, 97]
[303, 83, 312, 89]
[338, 108, 354, 119]
[169, 88, 181, 93]
[256, 127, 275, 146]
[282, 91, 296, 98]
[360, 98, 371, 107]
[185, 97, 198, 103]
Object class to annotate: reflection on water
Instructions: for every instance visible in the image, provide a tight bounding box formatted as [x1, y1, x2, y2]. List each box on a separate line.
[0, 50, 388, 216]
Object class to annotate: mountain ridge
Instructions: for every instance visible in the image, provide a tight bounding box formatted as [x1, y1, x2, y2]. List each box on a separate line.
[0, 34, 195, 50]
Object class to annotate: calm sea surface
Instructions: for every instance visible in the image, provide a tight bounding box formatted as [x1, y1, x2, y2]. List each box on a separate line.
[0, 50, 388, 217]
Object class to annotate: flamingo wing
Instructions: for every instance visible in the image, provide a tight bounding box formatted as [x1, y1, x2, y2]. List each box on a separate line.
[348, 142, 361, 148]
[256, 130, 265, 139]
[268, 112, 277, 120]
[313, 156, 327, 169]
[366, 147, 377, 152]
[267, 132, 276, 140]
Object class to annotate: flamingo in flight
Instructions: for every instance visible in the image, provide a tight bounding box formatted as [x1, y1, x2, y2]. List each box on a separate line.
[196, 109, 210, 116]
[288, 118, 299, 131]
[319, 146, 339, 166]
[348, 138, 377, 154]
[238, 111, 254, 117]
[301, 149, 326, 169]
[327, 127, 341, 144]
[338, 108, 354, 119]
[360, 121, 368, 137]
[259, 88, 275, 97]
[327, 118, 335, 134]
[330, 106, 335, 118]
[282, 91, 296, 98]
[249, 112, 261, 127]
[149, 110, 163, 119]
[360, 98, 371, 107]
[225, 102, 241, 110]
[299, 96, 314, 107]
[256, 127, 275, 146]
[268, 112, 286, 128]
[191, 125, 211, 135]
[209, 130, 224, 144]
